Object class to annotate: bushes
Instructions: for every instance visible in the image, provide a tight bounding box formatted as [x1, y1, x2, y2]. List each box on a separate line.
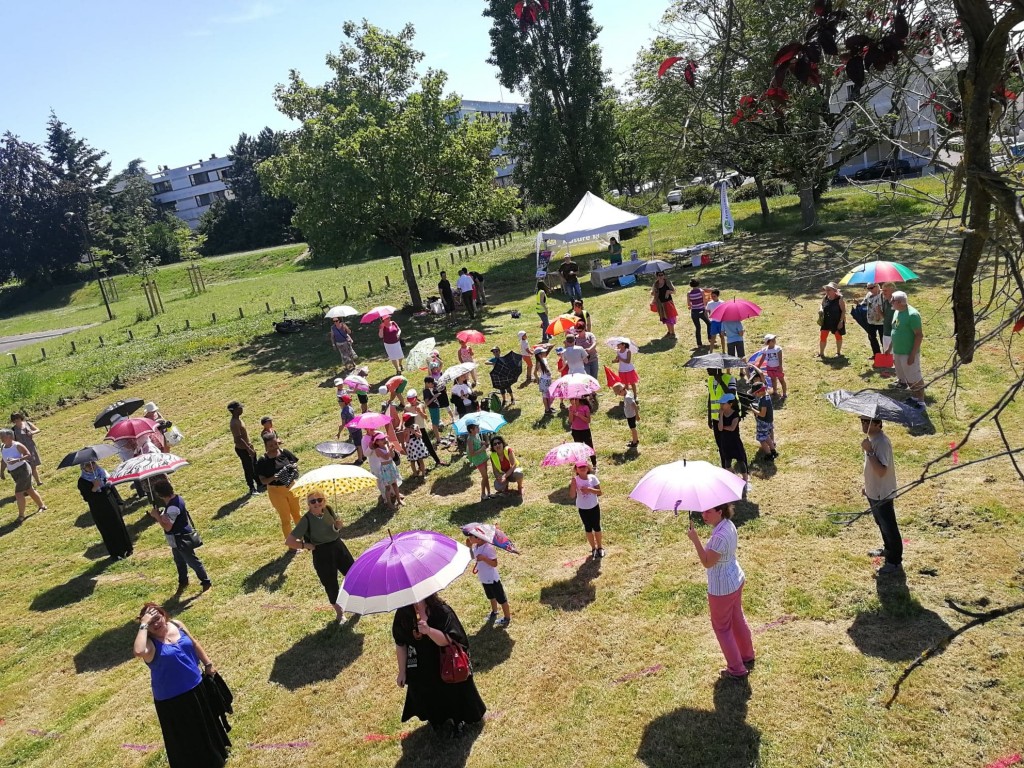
[731, 179, 789, 202]
[522, 204, 558, 232]
[679, 185, 716, 209]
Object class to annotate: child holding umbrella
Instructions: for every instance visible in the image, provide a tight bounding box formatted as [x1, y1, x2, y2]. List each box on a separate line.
[569, 461, 604, 558]
[464, 526, 512, 627]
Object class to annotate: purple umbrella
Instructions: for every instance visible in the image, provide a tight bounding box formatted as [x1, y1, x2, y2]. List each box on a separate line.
[337, 530, 471, 614]
[629, 459, 746, 514]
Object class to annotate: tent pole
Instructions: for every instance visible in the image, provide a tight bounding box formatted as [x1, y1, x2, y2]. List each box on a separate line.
[647, 227, 655, 259]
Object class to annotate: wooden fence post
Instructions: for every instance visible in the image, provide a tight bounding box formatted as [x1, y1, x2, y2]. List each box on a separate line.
[291, 297, 296, 306]
[211, 313, 217, 324]
[184, 320, 190, 330]
[368, 280, 373, 294]
[128, 330, 134, 340]
[70, 341, 76, 354]
[385, 275, 391, 288]
[417, 263, 423, 278]
[10, 354, 16, 366]
[426, 261, 431, 275]
[99, 336, 104, 347]
[265, 302, 271, 313]
[41, 348, 46, 360]
[435, 257, 440, 270]
[156, 325, 161, 335]
[317, 290, 323, 304]
[238, 307, 244, 319]
[450, 253, 455, 264]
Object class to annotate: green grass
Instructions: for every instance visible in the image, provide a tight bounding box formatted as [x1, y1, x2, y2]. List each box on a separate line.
[0, 179, 1021, 767]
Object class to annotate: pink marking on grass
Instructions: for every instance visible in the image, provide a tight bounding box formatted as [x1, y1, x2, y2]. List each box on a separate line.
[562, 555, 590, 568]
[26, 729, 59, 738]
[754, 614, 798, 634]
[613, 664, 666, 684]
[950, 442, 960, 465]
[363, 732, 410, 742]
[121, 744, 157, 752]
[985, 754, 1022, 768]
[483, 709, 506, 721]
[871, 556, 883, 567]
[249, 741, 312, 750]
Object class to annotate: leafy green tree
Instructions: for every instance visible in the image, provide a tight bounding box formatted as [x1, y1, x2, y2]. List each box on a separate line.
[198, 128, 298, 255]
[260, 20, 517, 309]
[484, 0, 616, 216]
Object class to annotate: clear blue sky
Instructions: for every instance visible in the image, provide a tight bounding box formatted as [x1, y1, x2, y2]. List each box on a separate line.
[2, 0, 668, 172]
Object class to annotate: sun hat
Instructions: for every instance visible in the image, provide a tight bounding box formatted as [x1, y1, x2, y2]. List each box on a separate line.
[517, 330, 527, 338]
[824, 282, 839, 291]
[372, 431, 387, 442]
[334, 377, 345, 387]
[763, 334, 776, 341]
[144, 402, 159, 414]
[406, 389, 418, 399]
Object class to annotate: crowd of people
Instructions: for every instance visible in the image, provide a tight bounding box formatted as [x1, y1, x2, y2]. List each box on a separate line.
[1, 252, 930, 766]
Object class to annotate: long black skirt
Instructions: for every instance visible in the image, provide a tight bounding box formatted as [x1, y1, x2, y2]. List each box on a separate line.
[154, 676, 232, 768]
[78, 478, 133, 559]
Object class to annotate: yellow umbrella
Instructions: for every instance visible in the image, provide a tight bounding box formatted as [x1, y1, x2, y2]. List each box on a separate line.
[292, 464, 378, 501]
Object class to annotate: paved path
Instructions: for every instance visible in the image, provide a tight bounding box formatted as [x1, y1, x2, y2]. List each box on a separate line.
[0, 324, 99, 354]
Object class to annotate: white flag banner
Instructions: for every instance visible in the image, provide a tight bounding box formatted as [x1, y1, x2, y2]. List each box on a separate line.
[720, 182, 735, 236]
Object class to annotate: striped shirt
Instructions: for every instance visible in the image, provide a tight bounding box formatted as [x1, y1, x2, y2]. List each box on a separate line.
[705, 519, 745, 596]
[687, 288, 705, 310]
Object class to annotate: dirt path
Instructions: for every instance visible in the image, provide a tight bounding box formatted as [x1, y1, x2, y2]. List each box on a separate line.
[0, 324, 99, 354]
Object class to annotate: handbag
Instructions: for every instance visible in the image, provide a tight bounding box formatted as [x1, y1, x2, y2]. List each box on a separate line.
[440, 640, 471, 684]
[174, 502, 203, 548]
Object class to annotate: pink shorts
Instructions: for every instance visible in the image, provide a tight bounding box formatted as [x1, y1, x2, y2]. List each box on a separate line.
[766, 366, 784, 378]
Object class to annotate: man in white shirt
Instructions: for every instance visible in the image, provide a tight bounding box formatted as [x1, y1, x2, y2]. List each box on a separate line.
[861, 417, 902, 575]
[561, 335, 588, 375]
[456, 268, 476, 319]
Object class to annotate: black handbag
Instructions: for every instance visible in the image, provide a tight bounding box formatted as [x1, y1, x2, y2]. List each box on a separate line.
[174, 505, 203, 548]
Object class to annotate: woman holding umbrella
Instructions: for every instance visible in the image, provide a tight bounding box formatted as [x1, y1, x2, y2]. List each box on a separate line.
[393, 592, 487, 736]
[285, 492, 355, 624]
[686, 503, 755, 679]
[379, 315, 405, 374]
[77, 456, 132, 560]
[650, 270, 678, 337]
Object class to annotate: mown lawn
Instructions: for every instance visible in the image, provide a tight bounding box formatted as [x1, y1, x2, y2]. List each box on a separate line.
[0, 178, 1021, 768]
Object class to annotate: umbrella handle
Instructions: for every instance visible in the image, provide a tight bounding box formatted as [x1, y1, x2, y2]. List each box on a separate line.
[673, 500, 681, 517]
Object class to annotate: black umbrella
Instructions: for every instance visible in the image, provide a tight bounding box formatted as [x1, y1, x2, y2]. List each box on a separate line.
[489, 351, 523, 390]
[684, 353, 747, 369]
[826, 389, 927, 427]
[93, 398, 144, 429]
[58, 444, 121, 469]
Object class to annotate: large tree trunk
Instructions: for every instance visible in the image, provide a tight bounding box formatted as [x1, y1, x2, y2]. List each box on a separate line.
[754, 175, 770, 220]
[798, 179, 817, 229]
[400, 248, 423, 311]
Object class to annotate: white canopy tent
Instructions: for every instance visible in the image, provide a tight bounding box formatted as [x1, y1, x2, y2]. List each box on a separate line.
[535, 192, 655, 270]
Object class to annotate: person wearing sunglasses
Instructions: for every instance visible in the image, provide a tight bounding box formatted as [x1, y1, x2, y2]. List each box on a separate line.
[286, 493, 356, 624]
[488, 436, 524, 495]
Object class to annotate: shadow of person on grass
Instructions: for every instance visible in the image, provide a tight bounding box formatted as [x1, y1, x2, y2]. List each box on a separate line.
[242, 550, 297, 594]
[215, 495, 252, 520]
[430, 466, 474, 496]
[730, 499, 760, 527]
[74, 620, 137, 673]
[393, 721, 483, 768]
[30, 559, 113, 611]
[268, 619, 364, 690]
[0, 516, 27, 539]
[609, 447, 640, 464]
[638, 335, 677, 354]
[846, 571, 953, 662]
[539, 557, 601, 612]
[74, 510, 93, 529]
[637, 677, 760, 768]
[468, 625, 515, 673]
[546, 485, 573, 505]
[531, 411, 555, 429]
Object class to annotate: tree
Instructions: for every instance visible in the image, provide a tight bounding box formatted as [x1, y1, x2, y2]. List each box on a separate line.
[260, 20, 517, 310]
[0, 133, 61, 282]
[484, 0, 617, 216]
[198, 128, 299, 255]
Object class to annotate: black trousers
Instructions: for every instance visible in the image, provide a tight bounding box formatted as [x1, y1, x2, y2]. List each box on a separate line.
[462, 293, 476, 318]
[690, 309, 711, 346]
[235, 447, 258, 490]
[312, 539, 355, 604]
[866, 324, 884, 355]
[420, 431, 443, 465]
[570, 428, 596, 467]
[869, 498, 903, 565]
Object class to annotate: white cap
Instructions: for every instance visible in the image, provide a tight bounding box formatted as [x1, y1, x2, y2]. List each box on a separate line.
[406, 389, 417, 398]
[334, 377, 345, 387]
[517, 330, 527, 338]
[144, 402, 159, 413]
[109, 413, 124, 425]
[763, 334, 776, 341]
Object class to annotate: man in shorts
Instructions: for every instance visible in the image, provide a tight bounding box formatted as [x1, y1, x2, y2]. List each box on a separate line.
[889, 291, 925, 408]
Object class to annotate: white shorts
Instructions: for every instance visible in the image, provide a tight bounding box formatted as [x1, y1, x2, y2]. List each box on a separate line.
[893, 353, 923, 386]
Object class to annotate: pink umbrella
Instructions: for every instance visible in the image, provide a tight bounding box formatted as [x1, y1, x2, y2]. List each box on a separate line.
[548, 373, 600, 400]
[541, 442, 596, 467]
[342, 374, 370, 392]
[456, 329, 486, 344]
[105, 418, 159, 442]
[360, 305, 398, 324]
[346, 412, 391, 430]
[708, 298, 762, 322]
[629, 459, 746, 514]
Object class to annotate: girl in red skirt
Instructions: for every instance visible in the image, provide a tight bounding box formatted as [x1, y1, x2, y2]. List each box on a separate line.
[615, 341, 639, 400]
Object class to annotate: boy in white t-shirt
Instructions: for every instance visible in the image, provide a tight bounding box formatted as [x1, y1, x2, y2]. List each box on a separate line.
[466, 532, 511, 627]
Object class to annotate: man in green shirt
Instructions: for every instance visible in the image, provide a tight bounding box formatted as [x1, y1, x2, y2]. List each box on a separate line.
[889, 291, 925, 407]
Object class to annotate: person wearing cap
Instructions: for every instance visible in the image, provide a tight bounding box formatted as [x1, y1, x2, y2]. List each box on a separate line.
[612, 382, 640, 447]
[404, 390, 445, 469]
[228, 402, 261, 494]
[464, 421, 492, 501]
[568, 460, 603, 558]
[256, 436, 302, 540]
[558, 254, 582, 302]
[818, 282, 847, 358]
[456, 268, 476, 318]
[336, 394, 365, 465]
[760, 334, 786, 399]
[861, 416, 903, 575]
[260, 416, 278, 444]
[751, 379, 777, 462]
[486, 347, 516, 408]
[489, 435, 523, 494]
[518, 331, 535, 383]
[716, 393, 751, 493]
[889, 290, 926, 407]
[536, 280, 551, 342]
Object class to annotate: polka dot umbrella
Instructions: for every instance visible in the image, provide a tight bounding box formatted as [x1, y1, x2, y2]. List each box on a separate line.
[291, 464, 378, 503]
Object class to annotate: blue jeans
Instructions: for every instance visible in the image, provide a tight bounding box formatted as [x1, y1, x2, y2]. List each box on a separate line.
[565, 282, 582, 302]
[172, 539, 210, 585]
[584, 359, 599, 379]
[539, 312, 549, 342]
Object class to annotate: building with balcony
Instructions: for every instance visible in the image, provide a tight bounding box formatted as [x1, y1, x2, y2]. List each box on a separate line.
[457, 100, 526, 188]
[148, 156, 234, 229]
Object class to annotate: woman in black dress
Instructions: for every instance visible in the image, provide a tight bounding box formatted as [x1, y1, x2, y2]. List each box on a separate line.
[818, 282, 847, 357]
[77, 460, 132, 559]
[393, 593, 486, 736]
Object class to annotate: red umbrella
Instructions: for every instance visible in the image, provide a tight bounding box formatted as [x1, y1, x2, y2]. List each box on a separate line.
[456, 329, 486, 344]
[105, 418, 159, 442]
[603, 366, 621, 388]
[708, 298, 762, 322]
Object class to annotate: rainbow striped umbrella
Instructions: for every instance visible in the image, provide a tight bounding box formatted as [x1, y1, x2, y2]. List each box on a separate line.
[839, 261, 919, 286]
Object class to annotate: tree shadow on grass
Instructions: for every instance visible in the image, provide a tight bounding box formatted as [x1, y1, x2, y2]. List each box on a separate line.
[637, 677, 760, 768]
[539, 558, 601, 612]
[30, 560, 112, 612]
[846, 572, 953, 662]
[393, 722, 483, 768]
[229, 320, 339, 377]
[74, 621, 136, 673]
[468, 624, 515, 674]
[241, 549, 297, 594]
[268, 619, 364, 691]
[214, 495, 251, 520]
[126, 512, 157, 538]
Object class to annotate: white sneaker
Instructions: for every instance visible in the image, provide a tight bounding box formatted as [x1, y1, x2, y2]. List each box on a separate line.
[744, 481, 753, 494]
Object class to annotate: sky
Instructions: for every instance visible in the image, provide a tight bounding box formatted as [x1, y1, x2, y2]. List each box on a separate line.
[1, 0, 668, 172]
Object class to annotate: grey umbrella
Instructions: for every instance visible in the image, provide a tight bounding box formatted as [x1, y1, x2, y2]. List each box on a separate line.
[684, 353, 747, 369]
[826, 389, 928, 427]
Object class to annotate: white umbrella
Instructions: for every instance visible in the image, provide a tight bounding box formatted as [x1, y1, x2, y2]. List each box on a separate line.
[109, 453, 189, 485]
[438, 362, 478, 385]
[605, 336, 639, 353]
[406, 337, 437, 371]
[325, 305, 360, 319]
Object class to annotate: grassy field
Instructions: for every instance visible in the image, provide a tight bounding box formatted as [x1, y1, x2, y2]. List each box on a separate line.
[0, 181, 1021, 768]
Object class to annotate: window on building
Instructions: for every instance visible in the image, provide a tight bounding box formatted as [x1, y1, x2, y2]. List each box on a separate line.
[153, 180, 173, 194]
[189, 171, 212, 186]
[195, 190, 226, 207]
[157, 200, 177, 213]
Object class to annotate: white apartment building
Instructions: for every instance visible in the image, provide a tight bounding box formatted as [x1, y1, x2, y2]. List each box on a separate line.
[456, 100, 526, 188]
[149, 156, 234, 229]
